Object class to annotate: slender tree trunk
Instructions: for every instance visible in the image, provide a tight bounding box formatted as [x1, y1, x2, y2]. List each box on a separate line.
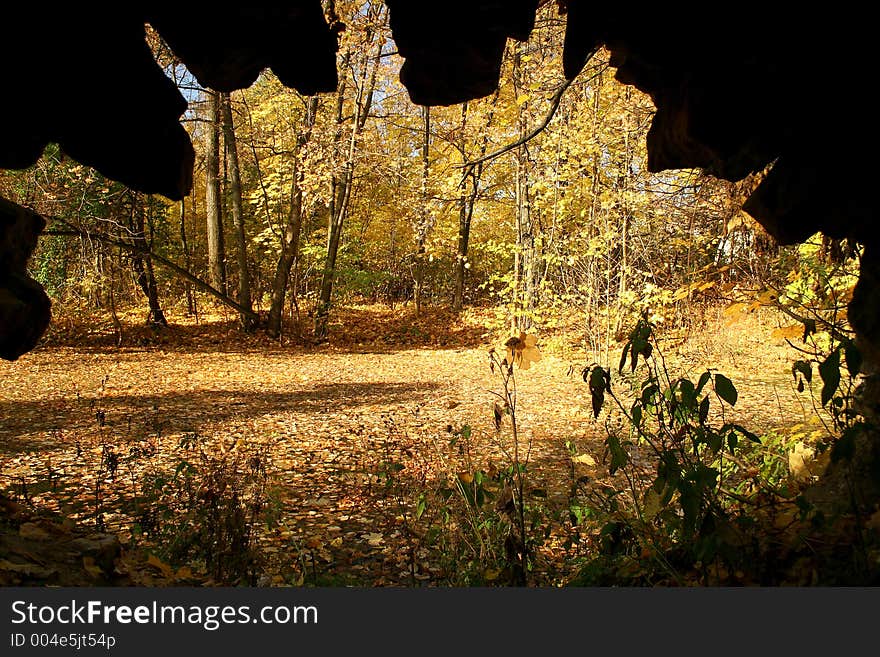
[129, 193, 167, 326]
[615, 86, 632, 337]
[221, 91, 255, 330]
[313, 51, 350, 340]
[314, 12, 384, 339]
[453, 92, 498, 312]
[205, 90, 227, 295]
[267, 96, 319, 340]
[179, 197, 194, 315]
[512, 49, 536, 332]
[587, 74, 602, 357]
[414, 105, 430, 317]
[454, 103, 471, 313]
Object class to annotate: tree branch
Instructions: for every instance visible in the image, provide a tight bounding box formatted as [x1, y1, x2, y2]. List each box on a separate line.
[459, 53, 604, 176]
[44, 218, 260, 323]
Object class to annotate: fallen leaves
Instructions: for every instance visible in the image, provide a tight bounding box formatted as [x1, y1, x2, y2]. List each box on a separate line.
[0, 307, 810, 586]
[505, 333, 542, 370]
[571, 453, 596, 466]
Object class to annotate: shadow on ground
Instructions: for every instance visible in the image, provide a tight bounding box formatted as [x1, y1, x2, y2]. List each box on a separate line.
[0, 381, 441, 448]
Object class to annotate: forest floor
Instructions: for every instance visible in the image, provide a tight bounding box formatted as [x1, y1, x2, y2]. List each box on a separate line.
[0, 302, 816, 586]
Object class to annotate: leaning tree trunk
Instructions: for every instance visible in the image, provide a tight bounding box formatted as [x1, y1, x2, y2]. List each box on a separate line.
[221, 92, 255, 331]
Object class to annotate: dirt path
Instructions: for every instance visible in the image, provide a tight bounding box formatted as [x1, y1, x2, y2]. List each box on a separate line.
[0, 307, 808, 585]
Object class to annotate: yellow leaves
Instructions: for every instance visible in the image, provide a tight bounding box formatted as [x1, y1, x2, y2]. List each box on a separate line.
[571, 453, 596, 466]
[772, 325, 803, 341]
[642, 489, 662, 520]
[515, 93, 531, 106]
[670, 278, 717, 302]
[788, 442, 816, 483]
[749, 289, 779, 311]
[145, 554, 194, 582]
[504, 332, 542, 370]
[175, 565, 194, 580]
[723, 289, 780, 324]
[787, 434, 830, 483]
[726, 210, 755, 232]
[722, 302, 748, 324]
[146, 554, 174, 578]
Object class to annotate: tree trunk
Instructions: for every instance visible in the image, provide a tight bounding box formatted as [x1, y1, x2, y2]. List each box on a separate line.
[453, 92, 498, 312]
[414, 105, 430, 317]
[179, 197, 195, 315]
[205, 90, 227, 295]
[267, 96, 319, 340]
[512, 49, 536, 332]
[129, 193, 167, 326]
[453, 103, 471, 313]
[221, 92, 255, 331]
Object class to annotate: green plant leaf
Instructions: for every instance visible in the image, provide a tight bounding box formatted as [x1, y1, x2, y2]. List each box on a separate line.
[677, 378, 697, 408]
[844, 340, 862, 378]
[698, 396, 710, 424]
[618, 342, 631, 375]
[695, 371, 712, 396]
[606, 434, 628, 475]
[819, 349, 841, 407]
[727, 432, 738, 451]
[732, 424, 761, 443]
[631, 403, 642, 428]
[714, 374, 738, 406]
[641, 384, 658, 406]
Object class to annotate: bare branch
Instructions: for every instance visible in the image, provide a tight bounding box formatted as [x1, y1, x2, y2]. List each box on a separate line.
[459, 52, 604, 176]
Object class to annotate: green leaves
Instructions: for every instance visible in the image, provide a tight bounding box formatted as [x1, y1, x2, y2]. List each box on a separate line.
[619, 318, 654, 374]
[698, 396, 710, 424]
[844, 339, 862, 378]
[713, 373, 737, 407]
[792, 340, 860, 411]
[605, 433, 629, 476]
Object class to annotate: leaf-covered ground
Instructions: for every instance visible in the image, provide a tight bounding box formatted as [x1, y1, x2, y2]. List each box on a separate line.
[0, 304, 807, 585]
